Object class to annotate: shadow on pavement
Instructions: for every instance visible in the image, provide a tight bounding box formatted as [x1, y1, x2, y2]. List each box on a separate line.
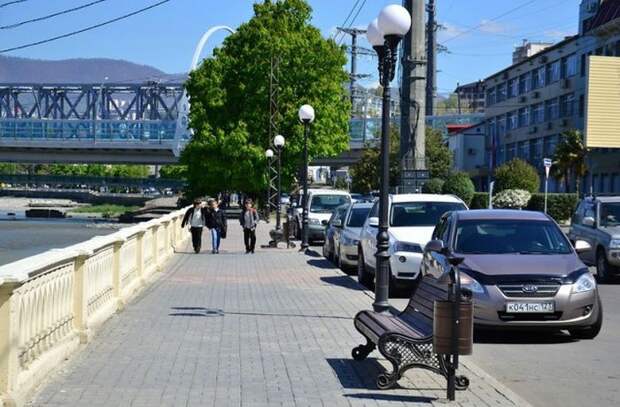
[474, 329, 578, 344]
[304, 249, 322, 257]
[307, 258, 336, 269]
[320, 276, 365, 291]
[345, 393, 436, 403]
[168, 307, 352, 320]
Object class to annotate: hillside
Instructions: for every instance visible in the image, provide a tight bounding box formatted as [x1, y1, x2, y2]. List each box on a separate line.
[0, 56, 186, 83]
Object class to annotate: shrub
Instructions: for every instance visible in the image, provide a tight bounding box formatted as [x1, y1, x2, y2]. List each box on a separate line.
[493, 189, 531, 209]
[527, 193, 578, 224]
[494, 158, 540, 194]
[422, 178, 445, 194]
[470, 192, 489, 209]
[442, 172, 475, 206]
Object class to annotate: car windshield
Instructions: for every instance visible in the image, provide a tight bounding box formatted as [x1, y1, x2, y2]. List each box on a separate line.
[390, 202, 466, 227]
[600, 203, 620, 227]
[348, 207, 371, 227]
[310, 195, 351, 213]
[455, 219, 572, 255]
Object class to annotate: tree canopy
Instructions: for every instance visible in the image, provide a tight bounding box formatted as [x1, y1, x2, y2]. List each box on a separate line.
[494, 158, 540, 194]
[552, 129, 587, 193]
[425, 128, 452, 179]
[183, 0, 350, 198]
[350, 126, 400, 194]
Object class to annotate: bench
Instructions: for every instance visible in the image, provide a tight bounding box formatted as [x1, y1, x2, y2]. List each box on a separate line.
[352, 274, 470, 390]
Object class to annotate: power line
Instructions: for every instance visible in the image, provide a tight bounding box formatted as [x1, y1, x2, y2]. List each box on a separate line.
[334, 0, 361, 42]
[440, 0, 538, 44]
[0, 0, 27, 8]
[0, 0, 172, 54]
[1, 0, 111, 30]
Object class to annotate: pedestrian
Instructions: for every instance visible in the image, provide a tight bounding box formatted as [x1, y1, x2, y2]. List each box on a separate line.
[239, 198, 259, 254]
[206, 199, 227, 254]
[181, 198, 207, 254]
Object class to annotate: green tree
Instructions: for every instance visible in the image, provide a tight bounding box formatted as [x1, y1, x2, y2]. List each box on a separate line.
[159, 165, 187, 179]
[494, 158, 540, 194]
[442, 172, 475, 205]
[183, 0, 350, 198]
[350, 127, 400, 193]
[552, 129, 587, 194]
[425, 128, 452, 179]
[422, 178, 444, 194]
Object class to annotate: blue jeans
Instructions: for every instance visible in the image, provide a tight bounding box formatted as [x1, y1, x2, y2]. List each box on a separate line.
[210, 228, 221, 251]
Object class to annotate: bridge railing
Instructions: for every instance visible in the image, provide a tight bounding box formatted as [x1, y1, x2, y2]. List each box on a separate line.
[0, 207, 191, 405]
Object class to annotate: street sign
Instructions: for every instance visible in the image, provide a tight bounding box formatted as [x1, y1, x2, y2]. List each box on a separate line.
[401, 169, 430, 180]
[543, 158, 552, 178]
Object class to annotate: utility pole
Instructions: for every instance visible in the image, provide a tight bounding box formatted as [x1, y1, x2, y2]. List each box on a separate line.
[400, 0, 426, 176]
[268, 56, 279, 215]
[338, 27, 371, 111]
[426, 0, 437, 116]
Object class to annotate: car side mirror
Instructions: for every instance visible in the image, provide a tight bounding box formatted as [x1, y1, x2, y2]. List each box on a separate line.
[583, 216, 595, 227]
[368, 217, 379, 228]
[425, 239, 445, 253]
[574, 240, 591, 253]
[333, 219, 342, 228]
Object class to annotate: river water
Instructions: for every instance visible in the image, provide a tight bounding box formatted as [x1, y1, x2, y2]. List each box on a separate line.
[0, 220, 120, 266]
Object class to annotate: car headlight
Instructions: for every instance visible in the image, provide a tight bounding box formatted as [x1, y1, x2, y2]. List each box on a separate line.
[573, 271, 596, 293]
[393, 241, 422, 253]
[342, 235, 359, 246]
[309, 218, 321, 225]
[610, 238, 620, 249]
[460, 272, 485, 294]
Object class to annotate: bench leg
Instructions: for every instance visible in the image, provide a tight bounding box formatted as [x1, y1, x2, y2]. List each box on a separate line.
[351, 339, 375, 361]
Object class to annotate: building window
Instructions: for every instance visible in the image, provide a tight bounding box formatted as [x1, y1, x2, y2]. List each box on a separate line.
[519, 73, 531, 94]
[507, 79, 518, 98]
[605, 44, 614, 56]
[560, 93, 575, 117]
[486, 87, 496, 105]
[531, 103, 544, 124]
[530, 138, 543, 161]
[498, 116, 506, 136]
[518, 107, 529, 127]
[546, 60, 561, 84]
[532, 67, 545, 89]
[545, 98, 559, 121]
[579, 95, 585, 117]
[543, 135, 554, 156]
[518, 141, 528, 159]
[595, 47, 603, 56]
[507, 143, 516, 160]
[580, 54, 587, 77]
[497, 83, 507, 102]
[615, 41, 620, 57]
[508, 111, 518, 130]
[562, 54, 578, 78]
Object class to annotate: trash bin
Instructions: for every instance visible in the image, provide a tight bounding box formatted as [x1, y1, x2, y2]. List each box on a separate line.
[432, 300, 474, 355]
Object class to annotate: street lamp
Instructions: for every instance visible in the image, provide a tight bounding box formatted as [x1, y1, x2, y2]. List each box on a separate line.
[265, 148, 274, 222]
[298, 104, 315, 250]
[367, 5, 411, 314]
[273, 135, 285, 230]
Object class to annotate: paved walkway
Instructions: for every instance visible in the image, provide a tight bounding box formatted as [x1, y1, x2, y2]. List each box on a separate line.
[28, 225, 529, 407]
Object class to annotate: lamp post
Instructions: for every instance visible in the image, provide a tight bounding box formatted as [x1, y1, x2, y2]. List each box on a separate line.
[298, 104, 315, 250]
[367, 6, 411, 313]
[273, 135, 285, 230]
[265, 148, 274, 222]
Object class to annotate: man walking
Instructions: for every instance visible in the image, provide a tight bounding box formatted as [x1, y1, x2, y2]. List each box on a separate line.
[239, 198, 259, 253]
[181, 198, 207, 253]
[206, 199, 227, 254]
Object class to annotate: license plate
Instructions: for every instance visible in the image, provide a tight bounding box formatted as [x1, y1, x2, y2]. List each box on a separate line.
[506, 302, 555, 313]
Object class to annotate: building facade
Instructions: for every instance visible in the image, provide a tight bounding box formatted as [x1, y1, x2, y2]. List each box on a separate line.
[455, 81, 486, 113]
[512, 40, 554, 64]
[484, 0, 620, 193]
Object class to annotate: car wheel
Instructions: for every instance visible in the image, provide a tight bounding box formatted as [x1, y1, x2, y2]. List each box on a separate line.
[357, 246, 373, 288]
[569, 298, 603, 340]
[337, 245, 345, 271]
[596, 248, 611, 283]
[322, 241, 329, 259]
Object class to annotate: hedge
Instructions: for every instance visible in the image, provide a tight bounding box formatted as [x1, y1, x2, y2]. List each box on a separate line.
[526, 193, 578, 223]
[470, 192, 489, 209]
[494, 158, 540, 194]
[442, 172, 475, 206]
[422, 178, 445, 194]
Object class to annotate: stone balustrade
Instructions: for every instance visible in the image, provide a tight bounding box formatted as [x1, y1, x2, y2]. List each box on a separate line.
[0, 207, 190, 406]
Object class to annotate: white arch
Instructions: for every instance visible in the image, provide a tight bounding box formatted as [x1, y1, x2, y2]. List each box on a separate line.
[190, 25, 236, 71]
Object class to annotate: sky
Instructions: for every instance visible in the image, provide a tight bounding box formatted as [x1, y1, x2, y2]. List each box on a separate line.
[0, 0, 582, 94]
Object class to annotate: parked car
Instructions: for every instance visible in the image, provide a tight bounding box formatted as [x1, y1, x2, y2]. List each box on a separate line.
[322, 204, 350, 261]
[568, 195, 620, 282]
[357, 194, 467, 290]
[332, 202, 373, 272]
[280, 193, 291, 206]
[422, 209, 602, 339]
[292, 189, 351, 243]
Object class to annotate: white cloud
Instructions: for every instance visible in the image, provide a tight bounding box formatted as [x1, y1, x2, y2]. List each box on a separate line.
[544, 29, 573, 40]
[438, 22, 468, 41]
[478, 19, 510, 34]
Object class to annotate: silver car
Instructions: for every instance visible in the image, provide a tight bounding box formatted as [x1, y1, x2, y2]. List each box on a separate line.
[331, 202, 373, 272]
[568, 195, 620, 282]
[422, 209, 602, 339]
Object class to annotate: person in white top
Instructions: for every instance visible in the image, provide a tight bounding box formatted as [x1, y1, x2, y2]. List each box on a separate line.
[181, 198, 207, 253]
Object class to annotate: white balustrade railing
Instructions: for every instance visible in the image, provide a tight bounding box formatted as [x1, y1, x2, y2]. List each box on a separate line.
[0, 206, 190, 405]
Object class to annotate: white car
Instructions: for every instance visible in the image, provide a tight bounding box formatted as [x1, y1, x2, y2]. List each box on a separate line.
[292, 189, 351, 243]
[357, 194, 468, 290]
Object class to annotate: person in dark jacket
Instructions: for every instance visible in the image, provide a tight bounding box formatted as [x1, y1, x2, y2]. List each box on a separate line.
[206, 199, 227, 254]
[181, 198, 207, 253]
[239, 198, 259, 254]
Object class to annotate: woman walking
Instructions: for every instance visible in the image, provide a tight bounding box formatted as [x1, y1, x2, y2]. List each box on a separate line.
[181, 198, 207, 253]
[206, 199, 227, 254]
[239, 198, 259, 254]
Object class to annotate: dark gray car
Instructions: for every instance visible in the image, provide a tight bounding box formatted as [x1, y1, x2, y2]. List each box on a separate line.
[568, 195, 620, 282]
[422, 209, 602, 339]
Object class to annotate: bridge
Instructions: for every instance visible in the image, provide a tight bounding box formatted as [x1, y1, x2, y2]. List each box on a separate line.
[0, 173, 186, 189]
[0, 82, 190, 164]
